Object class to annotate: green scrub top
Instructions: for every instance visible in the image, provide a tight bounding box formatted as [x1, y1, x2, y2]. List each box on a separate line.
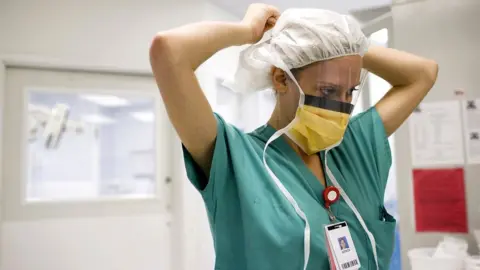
[183, 106, 396, 270]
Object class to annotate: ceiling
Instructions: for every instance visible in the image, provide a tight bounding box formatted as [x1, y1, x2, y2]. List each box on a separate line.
[210, 0, 392, 19]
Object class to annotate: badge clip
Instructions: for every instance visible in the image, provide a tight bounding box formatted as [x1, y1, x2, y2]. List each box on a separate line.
[323, 186, 340, 222]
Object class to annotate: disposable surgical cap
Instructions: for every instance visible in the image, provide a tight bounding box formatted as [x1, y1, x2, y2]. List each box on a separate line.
[223, 8, 370, 93]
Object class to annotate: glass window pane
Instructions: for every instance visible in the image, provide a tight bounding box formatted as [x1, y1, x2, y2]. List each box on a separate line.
[26, 91, 157, 202]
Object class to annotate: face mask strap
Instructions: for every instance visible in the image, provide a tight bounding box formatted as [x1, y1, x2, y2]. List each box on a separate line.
[261, 146, 311, 270]
[283, 68, 305, 107]
[262, 124, 311, 270]
[261, 53, 311, 270]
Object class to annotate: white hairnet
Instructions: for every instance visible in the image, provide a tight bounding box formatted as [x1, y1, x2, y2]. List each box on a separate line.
[223, 9, 369, 93]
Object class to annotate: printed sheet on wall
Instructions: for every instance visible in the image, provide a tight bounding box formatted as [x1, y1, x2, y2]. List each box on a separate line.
[408, 100, 464, 167]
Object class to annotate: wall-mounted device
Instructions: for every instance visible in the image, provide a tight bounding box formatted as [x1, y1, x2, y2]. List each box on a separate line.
[29, 103, 85, 149]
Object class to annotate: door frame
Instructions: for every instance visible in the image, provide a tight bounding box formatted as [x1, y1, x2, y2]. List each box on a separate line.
[0, 55, 179, 269]
[0, 55, 170, 210]
[0, 55, 154, 199]
[0, 56, 155, 181]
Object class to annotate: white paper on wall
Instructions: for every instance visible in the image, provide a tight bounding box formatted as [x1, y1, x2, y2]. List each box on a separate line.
[462, 99, 480, 165]
[408, 100, 465, 167]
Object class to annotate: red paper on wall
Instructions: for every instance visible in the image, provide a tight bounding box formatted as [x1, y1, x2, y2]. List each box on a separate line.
[413, 168, 468, 233]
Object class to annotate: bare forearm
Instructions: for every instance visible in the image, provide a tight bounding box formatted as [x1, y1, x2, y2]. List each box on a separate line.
[368, 46, 439, 136]
[151, 21, 252, 70]
[363, 46, 438, 87]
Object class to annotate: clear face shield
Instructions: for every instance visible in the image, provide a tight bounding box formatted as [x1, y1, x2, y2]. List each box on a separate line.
[280, 62, 368, 155]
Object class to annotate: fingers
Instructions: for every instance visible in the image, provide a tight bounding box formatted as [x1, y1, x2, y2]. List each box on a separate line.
[267, 17, 277, 26]
[250, 3, 280, 18]
[264, 4, 280, 29]
[267, 5, 281, 18]
[243, 3, 281, 37]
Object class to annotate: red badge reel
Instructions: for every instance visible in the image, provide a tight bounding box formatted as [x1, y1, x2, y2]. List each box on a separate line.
[323, 186, 340, 209]
[323, 186, 340, 222]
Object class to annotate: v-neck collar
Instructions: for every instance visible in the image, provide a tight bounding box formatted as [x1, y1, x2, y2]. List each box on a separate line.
[251, 124, 328, 203]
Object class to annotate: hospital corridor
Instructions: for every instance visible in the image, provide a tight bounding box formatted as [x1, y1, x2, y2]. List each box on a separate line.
[0, 0, 479, 270]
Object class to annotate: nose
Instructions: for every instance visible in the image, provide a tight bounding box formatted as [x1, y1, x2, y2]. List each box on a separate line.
[342, 91, 354, 104]
[335, 94, 351, 104]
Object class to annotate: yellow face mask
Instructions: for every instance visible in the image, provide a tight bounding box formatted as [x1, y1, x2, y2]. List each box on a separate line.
[286, 95, 353, 155]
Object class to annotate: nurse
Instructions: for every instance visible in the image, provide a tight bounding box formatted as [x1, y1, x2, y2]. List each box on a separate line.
[149, 4, 438, 270]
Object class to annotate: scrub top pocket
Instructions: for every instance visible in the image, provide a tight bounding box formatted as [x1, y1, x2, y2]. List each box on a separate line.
[365, 209, 396, 269]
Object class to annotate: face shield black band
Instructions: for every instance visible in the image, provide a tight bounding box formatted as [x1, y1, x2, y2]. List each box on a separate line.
[303, 95, 354, 114]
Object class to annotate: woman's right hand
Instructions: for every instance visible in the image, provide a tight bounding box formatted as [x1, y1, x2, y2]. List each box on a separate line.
[241, 3, 281, 44]
[150, 7, 280, 179]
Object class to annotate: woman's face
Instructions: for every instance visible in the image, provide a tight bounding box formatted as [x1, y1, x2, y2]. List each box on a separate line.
[291, 55, 363, 102]
[271, 55, 363, 122]
[340, 239, 347, 249]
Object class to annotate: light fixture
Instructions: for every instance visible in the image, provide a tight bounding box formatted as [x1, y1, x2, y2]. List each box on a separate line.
[81, 114, 115, 124]
[80, 94, 130, 107]
[130, 111, 154, 122]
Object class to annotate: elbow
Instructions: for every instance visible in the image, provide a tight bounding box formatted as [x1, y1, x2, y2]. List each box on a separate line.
[149, 33, 171, 63]
[421, 59, 439, 88]
[149, 32, 183, 67]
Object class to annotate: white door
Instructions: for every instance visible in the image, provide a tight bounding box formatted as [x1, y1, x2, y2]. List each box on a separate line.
[1, 67, 173, 270]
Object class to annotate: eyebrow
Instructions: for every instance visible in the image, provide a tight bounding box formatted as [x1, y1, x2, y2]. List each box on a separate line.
[316, 81, 361, 90]
[316, 81, 342, 88]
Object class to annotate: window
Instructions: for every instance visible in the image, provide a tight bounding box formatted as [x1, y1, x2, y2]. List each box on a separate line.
[26, 90, 157, 202]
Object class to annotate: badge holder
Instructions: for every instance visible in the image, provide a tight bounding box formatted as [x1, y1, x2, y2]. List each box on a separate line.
[324, 186, 340, 222]
[323, 187, 361, 270]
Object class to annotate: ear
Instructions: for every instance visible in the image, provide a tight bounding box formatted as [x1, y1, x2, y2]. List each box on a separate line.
[271, 66, 289, 94]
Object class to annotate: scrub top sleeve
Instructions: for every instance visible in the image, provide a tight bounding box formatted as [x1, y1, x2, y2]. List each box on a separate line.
[350, 107, 392, 191]
[182, 113, 231, 201]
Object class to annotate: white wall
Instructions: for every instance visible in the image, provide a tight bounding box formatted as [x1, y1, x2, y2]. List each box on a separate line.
[0, 0, 241, 270]
[209, 0, 392, 19]
[391, 0, 480, 268]
[0, 0, 200, 72]
[2, 215, 172, 270]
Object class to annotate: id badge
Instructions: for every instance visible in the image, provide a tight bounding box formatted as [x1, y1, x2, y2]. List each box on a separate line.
[324, 221, 361, 270]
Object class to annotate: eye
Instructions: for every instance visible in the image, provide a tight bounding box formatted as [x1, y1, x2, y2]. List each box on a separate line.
[320, 87, 338, 98]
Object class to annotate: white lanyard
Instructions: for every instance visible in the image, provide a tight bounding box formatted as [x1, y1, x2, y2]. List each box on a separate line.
[324, 150, 379, 270]
[263, 144, 379, 270]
